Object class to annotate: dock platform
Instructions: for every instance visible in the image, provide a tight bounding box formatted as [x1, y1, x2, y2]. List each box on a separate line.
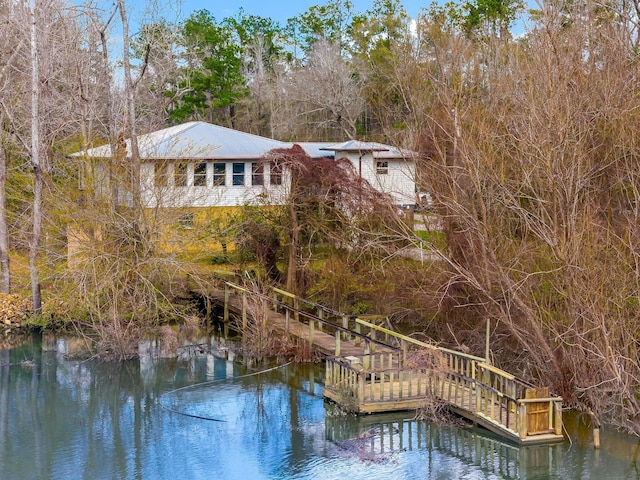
[193, 275, 564, 446]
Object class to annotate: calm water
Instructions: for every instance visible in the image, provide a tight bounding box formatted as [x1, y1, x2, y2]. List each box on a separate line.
[1, 333, 640, 480]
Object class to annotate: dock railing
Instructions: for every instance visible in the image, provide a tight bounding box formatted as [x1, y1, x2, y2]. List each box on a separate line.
[326, 319, 563, 440]
[209, 275, 402, 357]
[325, 353, 437, 407]
[204, 274, 562, 442]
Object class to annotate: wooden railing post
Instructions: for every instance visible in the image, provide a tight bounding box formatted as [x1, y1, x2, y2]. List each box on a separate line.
[485, 317, 491, 364]
[242, 292, 247, 331]
[517, 401, 527, 439]
[335, 330, 341, 356]
[309, 319, 314, 347]
[342, 315, 349, 341]
[554, 401, 563, 435]
[223, 283, 230, 323]
[293, 296, 299, 322]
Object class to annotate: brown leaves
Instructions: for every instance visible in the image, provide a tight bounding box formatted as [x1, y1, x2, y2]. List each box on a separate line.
[0, 293, 33, 333]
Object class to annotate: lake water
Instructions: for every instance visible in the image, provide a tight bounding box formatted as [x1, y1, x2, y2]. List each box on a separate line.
[1, 332, 639, 480]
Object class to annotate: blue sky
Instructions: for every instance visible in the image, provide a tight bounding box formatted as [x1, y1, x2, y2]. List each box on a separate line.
[174, 0, 428, 23]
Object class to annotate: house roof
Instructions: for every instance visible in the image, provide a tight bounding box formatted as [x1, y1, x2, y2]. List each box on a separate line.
[73, 121, 415, 161]
[76, 121, 287, 160]
[320, 140, 390, 152]
[320, 140, 417, 159]
[294, 142, 335, 159]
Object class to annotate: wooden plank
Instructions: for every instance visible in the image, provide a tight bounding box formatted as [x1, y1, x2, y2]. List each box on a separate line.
[525, 387, 552, 436]
[204, 281, 564, 445]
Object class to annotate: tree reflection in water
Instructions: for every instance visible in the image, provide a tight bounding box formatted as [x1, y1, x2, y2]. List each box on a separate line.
[0, 333, 638, 480]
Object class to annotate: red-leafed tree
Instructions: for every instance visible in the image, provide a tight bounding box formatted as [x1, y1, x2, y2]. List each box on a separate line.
[264, 144, 403, 295]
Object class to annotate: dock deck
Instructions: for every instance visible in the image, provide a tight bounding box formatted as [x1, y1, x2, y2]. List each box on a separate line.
[195, 275, 564, 446]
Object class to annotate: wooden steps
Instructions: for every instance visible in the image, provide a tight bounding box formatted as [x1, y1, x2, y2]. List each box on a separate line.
[194, 276, 564, 446]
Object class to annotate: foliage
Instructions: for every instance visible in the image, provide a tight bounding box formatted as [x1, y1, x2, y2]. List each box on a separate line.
[265, 144, 407, 295]
[5, 0, 640, 439]
[286, 0, 356, 53]
[170, 10, 245, 124]
[0, 293, 32, 329]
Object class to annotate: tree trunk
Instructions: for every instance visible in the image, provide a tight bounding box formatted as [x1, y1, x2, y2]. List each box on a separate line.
[30, 0, 42, 313]
[0, 139, 10, 293]
[286, 197, 300, 295]
[117, 0, 141, 213]
[97, 6, 119, 212]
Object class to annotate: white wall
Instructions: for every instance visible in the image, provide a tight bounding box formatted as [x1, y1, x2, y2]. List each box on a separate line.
[339, 152, 416, 206]
[141, 160, 290, 208]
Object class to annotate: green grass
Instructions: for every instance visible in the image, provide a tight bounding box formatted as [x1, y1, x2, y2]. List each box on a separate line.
[414, 230, 447, 250]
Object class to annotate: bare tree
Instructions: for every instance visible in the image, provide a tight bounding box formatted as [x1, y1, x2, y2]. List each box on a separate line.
[405, 0, 640, 435]
[0, 5, 26, 293]
[285, 39, 364, 141]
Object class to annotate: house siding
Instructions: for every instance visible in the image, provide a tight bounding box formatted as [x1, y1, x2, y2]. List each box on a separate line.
[141, 160, 290, 209]
[339, 152, 416, 207]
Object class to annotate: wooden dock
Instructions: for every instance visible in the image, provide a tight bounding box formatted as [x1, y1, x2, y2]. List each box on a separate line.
[193, 274, 564, 446]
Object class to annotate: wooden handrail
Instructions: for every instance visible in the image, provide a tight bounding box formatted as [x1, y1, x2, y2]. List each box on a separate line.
[517, 397, 564, 404]
[477, 362, 515, 381]
[355, 318, 486, 363]
[216, 277, 401, 353]
[272, 287, 295, 298]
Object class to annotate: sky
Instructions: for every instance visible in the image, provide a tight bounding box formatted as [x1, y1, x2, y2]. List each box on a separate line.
[171, 0, 428, 24]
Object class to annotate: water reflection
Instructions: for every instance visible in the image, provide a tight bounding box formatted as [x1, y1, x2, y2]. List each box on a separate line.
[326, 412, 561, 479]
[1, 333, 640, 480]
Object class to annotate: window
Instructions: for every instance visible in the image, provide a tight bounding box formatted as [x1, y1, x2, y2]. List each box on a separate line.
[155, 161, 169, 187]
[213, 163, 226, 186]
[232, 163, 245, 186]
[376, 161, 388, 175]
[194, 162, 207, 186]
[270, 161, 282, 185]
[251, 163, 264, 186]
[175, 161, 188, 186]
[178, 212, 194, 229]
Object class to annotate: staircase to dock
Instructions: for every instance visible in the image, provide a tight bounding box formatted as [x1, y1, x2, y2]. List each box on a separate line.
[191, 273, 564, 446]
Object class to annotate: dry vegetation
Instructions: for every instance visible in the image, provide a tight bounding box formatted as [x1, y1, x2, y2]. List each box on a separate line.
[2, 0, 640, 436]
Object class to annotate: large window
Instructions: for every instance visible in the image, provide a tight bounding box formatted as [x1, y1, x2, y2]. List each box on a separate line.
[251, 163, 264, 186]
[232, 163, 245, 186]
[193, 162, 207, 186]
[213, 163, 226, 186]
[175, 161, 188, 186]
[376, 161, 389, 175]
[270, 161, 282, 185]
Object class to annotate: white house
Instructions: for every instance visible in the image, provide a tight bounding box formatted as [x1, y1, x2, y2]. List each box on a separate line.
[76, 121, 418, 210]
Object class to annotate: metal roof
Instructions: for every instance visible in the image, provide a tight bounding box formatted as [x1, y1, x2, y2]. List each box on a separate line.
[72, 122, 417, 160]
[75, 121, 288, 159]
[320, 140, 390, 152]
[321, 140, 418, 159]
[293, 142, 335, 158]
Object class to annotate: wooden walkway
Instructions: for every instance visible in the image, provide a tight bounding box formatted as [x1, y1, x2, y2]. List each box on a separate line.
[192, 274, 564, 446]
